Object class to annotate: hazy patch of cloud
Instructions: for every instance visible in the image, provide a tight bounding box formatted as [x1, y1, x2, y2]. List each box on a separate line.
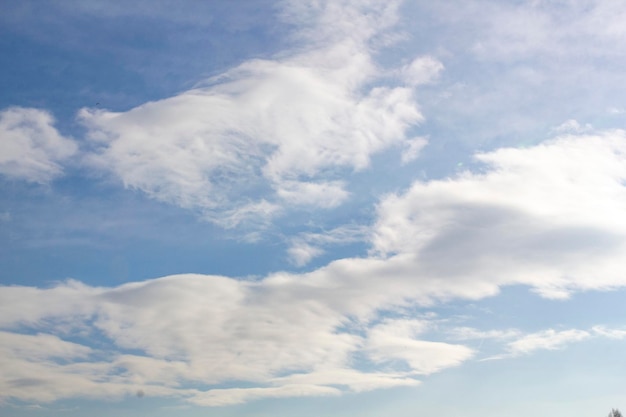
[401, 136, 428, 164]
[0, 107, 77, 183]
[505, 329, 591, 356]
[404, 0, 626, 147]
[591, 325, 626, 340]
[446, 327, 521, 341]
[365, 319, 474, 375]
[553, 119, 593, 134]
[287, 224, 369, 266]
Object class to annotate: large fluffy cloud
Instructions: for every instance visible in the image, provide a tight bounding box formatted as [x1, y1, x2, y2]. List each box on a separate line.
[372, 130, 626, 299]
[78, 0, 436, 226]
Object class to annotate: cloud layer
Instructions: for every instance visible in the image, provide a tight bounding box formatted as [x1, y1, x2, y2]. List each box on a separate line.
[3, 0, 626, 411]
[0, 275, 464, 406]
[3, 129, 626, 405]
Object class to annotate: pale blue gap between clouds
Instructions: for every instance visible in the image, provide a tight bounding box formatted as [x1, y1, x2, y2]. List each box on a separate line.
[1, 0, 626, 415]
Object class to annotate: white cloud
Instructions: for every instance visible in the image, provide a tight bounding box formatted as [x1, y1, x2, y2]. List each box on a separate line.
[466, 0, 626, 63]
[365, 319, 474, 375]
[405, 0, 626, 147]
[7, 0, 626, 411]
[444, 323, 626, 361]
[288, 241, 325, 267]
[287, 224, 369, 266]
[270, 368, 420, 394]
[5, 126, 626, 406]
[0, 107, 77, 183]
[446, 327, 521, 341]
[553, 119, 593, 134]
[0, 331, 183, 404]
[401, 136, 428, 164]
[0, 331, 91, 361]
[458, 324, 626, 360]
[0, 271, 468, 406]
[0, 279, 99, 328]
[506, 329, 591, 356]
[371, 130, 626, 299]
[475, 324, 626, 360]
[277, 181, 349, 208]
[79, 0, 437, 226]
[5, 13, 626, 400]
[279, 0, 403, 47]
[591, 325, 626, 340]
[0, 274, 363, 405]
[187, 384, 341, 407]
[399, 56, 444, 87]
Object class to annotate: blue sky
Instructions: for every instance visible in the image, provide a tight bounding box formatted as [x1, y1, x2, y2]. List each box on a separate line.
[2, 0, 626, 415]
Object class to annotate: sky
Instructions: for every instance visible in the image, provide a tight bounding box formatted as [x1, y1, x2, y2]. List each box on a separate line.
[1, 0, 626, 416]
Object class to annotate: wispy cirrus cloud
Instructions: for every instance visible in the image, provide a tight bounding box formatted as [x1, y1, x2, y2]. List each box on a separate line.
[590, 325, 626, 340]
[287, 224, 369, 266]
[485, 324, 626, 360]
[407, 0, 626, 147]
[450, 324, 626, 361]
[446, 327, 522, 342]
[505, 329, 592, 357]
